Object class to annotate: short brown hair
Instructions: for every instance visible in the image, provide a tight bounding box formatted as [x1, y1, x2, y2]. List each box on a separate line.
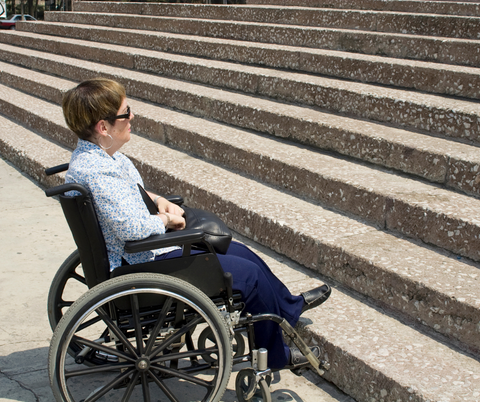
[62, 78, 126, 140]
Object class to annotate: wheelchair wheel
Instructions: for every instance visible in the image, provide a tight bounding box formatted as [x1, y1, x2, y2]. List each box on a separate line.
[47, 250, 85, 331]
[198, 327, 246, 363]
[47, 250, 111, 366]
[49, 273, 233, 402]
[235, 367, 272, 402]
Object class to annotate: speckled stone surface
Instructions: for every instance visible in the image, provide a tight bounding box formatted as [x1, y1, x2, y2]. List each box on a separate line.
[2, 66, 480, 262]
[73, 1, 480, 40]
[5, 27, 480, 143]
[40, 11, 480, 100]
[2, 40, 480, 203]
[246, 0, 480, 17]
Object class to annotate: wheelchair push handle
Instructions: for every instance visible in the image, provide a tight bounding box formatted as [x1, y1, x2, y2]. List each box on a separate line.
[45, 183, 89, 198]
[45, 164, 87, 197]
[45, 163, 69, 176]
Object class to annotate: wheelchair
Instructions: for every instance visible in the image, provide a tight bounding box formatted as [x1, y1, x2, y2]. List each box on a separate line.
[44, 163, 331, 402]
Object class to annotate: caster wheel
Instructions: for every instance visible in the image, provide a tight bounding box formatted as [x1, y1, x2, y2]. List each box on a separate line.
[198, 327, 245, 363]
[235, 367, 272, 402]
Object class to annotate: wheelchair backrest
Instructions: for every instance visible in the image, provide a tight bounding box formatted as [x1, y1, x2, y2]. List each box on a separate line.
[58, 189, 110, 289]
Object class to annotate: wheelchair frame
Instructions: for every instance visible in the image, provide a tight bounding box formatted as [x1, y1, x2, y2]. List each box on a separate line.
[45, 164, 329, 402]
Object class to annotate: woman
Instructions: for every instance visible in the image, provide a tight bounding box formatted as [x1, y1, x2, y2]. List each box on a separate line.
[63, 78, 330, 369]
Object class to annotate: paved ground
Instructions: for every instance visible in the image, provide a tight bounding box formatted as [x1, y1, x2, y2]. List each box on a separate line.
[0, 156, 355, 402]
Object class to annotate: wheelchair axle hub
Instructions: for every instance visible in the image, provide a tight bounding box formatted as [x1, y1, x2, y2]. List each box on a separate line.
[135, 356, 151, 372]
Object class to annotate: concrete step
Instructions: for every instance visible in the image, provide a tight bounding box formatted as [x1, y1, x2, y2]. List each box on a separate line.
[246, 0, 480, 17]
[74, 1, 480, 39]
[22, 18, 480, 68]
[2, 52, 480, 260]
[1, 107, 480, 402]
[38, 12, 480, 100]
[1, 81, 480, 359]
[6, 28, 480, 146]
[2, 38, 480, 198]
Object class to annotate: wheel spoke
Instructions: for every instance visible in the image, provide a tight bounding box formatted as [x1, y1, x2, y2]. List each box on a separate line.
[72, 335, 136, 363]
[150, 316, 203, 359]
[121, 371, 140, 402]
[144, 297, 173, 355]
[77, 315, 102, 332]
[147, 370, 181, 402]
[141, 372, 151, 402]
[83, 368, 135, 402]
[131, 294, 144, 356]
[152, 347, 218, 364]
[70, 271, 86, 284]
[65, 362, 133, 378]
[95, 307, 139, 358]
[151, 364, 214, 389]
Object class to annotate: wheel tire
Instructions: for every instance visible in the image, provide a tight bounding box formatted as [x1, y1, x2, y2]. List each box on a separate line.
[47, 250, 85, 331]
[49, 273, 233, 402]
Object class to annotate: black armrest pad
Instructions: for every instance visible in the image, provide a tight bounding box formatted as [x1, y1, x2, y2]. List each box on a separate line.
[124, 229, 205, 253]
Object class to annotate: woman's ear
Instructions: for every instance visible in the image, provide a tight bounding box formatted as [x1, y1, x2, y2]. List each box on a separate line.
[94, 119, 108, 136]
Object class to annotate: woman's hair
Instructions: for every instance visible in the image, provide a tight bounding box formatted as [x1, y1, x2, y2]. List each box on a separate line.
[62, 78, 126, 141]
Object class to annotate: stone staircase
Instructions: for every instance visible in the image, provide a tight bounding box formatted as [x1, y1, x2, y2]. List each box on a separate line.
[0, 1, 479, 401]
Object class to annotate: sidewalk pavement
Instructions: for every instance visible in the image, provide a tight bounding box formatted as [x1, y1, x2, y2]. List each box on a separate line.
[0, 156, 354, 402]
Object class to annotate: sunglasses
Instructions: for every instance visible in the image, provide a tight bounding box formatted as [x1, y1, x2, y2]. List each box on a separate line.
[110, 105, 131, 120]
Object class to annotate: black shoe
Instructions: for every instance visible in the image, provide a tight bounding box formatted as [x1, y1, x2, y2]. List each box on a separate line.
[300, 284, 331, 314]
[288, 346, 320, 368]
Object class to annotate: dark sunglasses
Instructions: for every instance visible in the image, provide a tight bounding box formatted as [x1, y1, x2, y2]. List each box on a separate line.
[111, 105, 131, 120]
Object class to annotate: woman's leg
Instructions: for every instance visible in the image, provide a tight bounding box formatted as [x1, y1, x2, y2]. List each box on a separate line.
[224, 241, 304, 325]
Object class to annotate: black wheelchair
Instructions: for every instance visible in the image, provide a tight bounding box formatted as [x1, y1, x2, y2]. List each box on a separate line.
[45, 164, 331, 402]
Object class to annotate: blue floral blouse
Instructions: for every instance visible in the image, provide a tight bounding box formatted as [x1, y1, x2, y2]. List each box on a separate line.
[65, 139, 179, 271]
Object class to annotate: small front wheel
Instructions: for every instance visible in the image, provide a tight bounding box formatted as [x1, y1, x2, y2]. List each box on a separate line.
[235, 367, 272, 402]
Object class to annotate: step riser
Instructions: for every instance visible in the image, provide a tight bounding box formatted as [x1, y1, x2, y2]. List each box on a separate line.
[0, 97, 76, 150]
[42, 13, 480, 100]
[12, 26, 480, 146]
[2, 50, 480, 264]
[0, 141, 64, 189]
[297, 323, 431, 402]
[73, 3, 480, 39]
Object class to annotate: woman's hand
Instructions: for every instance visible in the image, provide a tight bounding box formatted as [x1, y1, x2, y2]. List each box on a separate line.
[159, 212, 186, 231]
[156, 197, 184, 217]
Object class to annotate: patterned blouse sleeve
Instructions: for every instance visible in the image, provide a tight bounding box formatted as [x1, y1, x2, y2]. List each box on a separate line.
[87, 169, 166, 242]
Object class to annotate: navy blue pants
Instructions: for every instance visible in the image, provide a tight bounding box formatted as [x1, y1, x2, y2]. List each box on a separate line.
[157, 241, 304, 368]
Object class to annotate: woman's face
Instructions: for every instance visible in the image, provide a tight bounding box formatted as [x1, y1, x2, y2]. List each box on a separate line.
[105, 98, 134, 154]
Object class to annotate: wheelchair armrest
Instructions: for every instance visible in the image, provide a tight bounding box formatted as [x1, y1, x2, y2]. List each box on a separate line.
[124, 229, 206, 254]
